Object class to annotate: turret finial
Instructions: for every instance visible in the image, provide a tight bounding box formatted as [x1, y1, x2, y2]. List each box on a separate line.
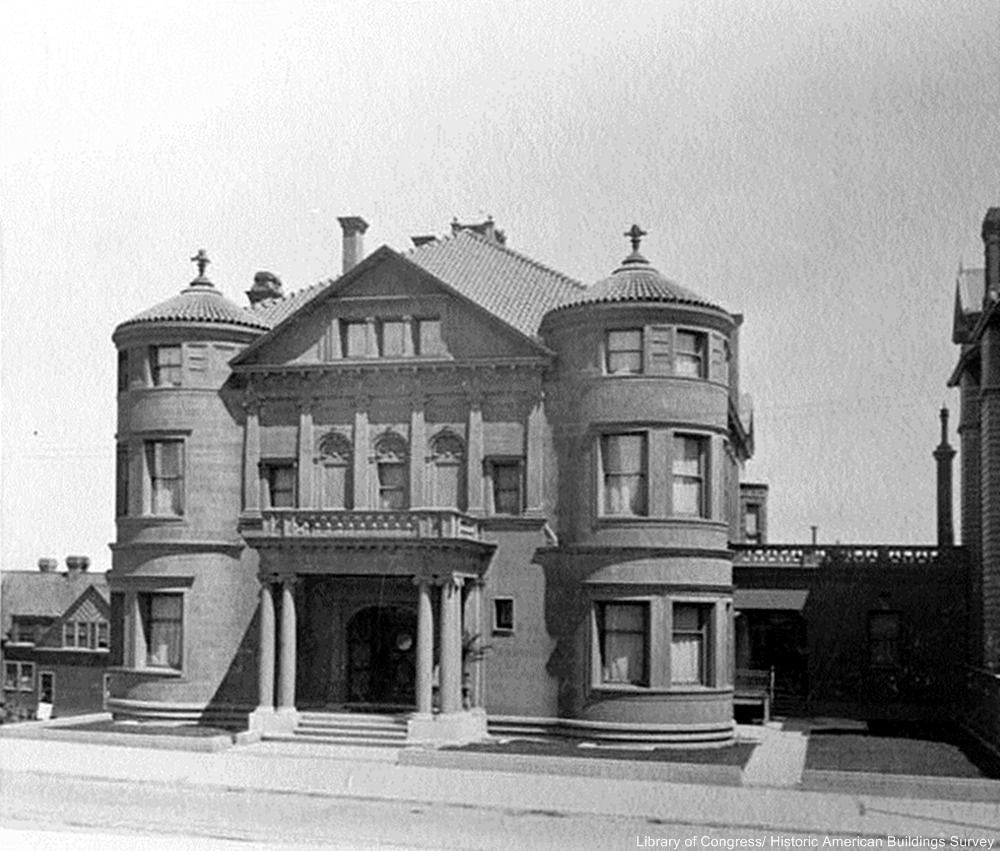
[625, 224, 647, 253]
[191, 249, 211, 280]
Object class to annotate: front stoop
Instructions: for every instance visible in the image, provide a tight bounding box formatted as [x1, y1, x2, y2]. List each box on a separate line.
[407, 708, 489, 747]
[247, 707, 300, 737]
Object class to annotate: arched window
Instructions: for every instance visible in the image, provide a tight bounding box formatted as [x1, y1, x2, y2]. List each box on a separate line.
[317, 432, 353, 510]
[374, 432, 409, 510]
[430, 431, 465, 510]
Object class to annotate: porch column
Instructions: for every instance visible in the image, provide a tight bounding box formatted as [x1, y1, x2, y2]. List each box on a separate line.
[464, 578, 484, 708]
[353, 396, 370, 508]
[415, 578, 434, 715]
[439, 576, 464, 714]
[297, 400, 314, 508]
[243, 402, 261, 513]
[257, 578, 276, 711]
[278, 577, 298, 712]
[466, 392, 484, 514]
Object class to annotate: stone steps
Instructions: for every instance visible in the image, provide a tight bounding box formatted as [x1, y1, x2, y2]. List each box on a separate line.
[266, 711, 409, 748]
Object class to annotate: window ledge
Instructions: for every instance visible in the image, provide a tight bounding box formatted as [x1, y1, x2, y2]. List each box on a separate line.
[107, 666, 184, 678]
[590, 685, 732, 697]
[117, 515, 187, 526]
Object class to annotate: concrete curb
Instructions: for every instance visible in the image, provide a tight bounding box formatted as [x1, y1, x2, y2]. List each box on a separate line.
[0, 716, 234, 753]
[399, 747, 744, 786]
[800, 768, 1000, 802]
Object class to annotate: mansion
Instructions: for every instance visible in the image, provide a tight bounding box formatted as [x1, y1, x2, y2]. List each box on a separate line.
[109, 217, 751, 745]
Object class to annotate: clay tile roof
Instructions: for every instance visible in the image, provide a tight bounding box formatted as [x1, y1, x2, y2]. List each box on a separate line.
[406, 230, 585, 338]
[550, 251, 723, 314]
[1, 571, 109, 636]
[117, 281, 271, 332]
[247, 280, 331, 329]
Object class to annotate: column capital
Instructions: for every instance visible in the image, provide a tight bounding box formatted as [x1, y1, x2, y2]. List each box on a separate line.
[297, 396, 318, 415]
[257, 573, 280, 589]
[356, 394, 372, 412]
[278, 574, 300, 589]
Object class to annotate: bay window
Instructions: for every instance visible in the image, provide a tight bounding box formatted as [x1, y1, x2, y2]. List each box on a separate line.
[605, 329, 644, 375]
[145, 439, 184, 516]
[672, 603, 711, 685]
[673, 435, 708, 517]
[674, 331, 706, 377]
[140, 593, 183, 670]
[601, 433, 648, 517]
[149, 345, 181, 387]
[597, 602, 648, 686]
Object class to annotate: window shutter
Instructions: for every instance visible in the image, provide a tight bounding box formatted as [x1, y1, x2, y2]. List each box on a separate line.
[647, 325, 672, 375]
[710, 333, 728, 384]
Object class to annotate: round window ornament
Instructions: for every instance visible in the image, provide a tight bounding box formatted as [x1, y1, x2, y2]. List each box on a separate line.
[396, 633, 413, 651]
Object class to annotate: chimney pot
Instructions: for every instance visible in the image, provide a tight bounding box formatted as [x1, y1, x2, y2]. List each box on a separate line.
[338, 216, 369, 275]
[38, 558, 57, 573]
[411, 235, 437, 248]
[66, 555, 90, 576]
[247, 271, 283, 305]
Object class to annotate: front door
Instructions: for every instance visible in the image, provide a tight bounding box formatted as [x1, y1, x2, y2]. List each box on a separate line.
[346, 606, 417, 707]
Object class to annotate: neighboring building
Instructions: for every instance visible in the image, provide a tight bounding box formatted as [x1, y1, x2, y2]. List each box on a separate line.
[108, 220, 753, 745]
[1, 557, 111, 720]
[949, 206, 1000, 757]
[737, 483, 768, 545]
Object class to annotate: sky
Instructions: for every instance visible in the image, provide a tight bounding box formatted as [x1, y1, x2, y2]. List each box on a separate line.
[1, 0, 997, 572]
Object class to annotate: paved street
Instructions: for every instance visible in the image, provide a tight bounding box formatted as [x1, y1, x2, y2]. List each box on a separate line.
[0, 733, 997, 850]
[5, 769, 994, 851]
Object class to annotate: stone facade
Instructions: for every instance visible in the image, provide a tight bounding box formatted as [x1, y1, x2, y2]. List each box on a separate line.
[108, 220, 752, 745]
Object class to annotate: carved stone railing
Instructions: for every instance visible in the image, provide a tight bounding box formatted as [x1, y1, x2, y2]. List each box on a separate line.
[732, 544, 942, 566]
[253, 509, 484, 542]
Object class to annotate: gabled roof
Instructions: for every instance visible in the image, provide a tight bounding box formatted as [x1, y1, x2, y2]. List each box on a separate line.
[234, 235, 585, 366]
[1, 571, 109, 637]
[405, 230, 585, 338]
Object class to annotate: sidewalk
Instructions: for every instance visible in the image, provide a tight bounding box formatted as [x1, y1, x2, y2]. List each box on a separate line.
[1, 727, 998, 837]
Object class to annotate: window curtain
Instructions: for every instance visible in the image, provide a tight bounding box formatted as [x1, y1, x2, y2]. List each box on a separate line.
[672, 437, 703, 515]
[146, 595, 183, 669]
[601, 604, 646, 685]
[149, 441, 183, 515]
[672, 604, 707, 685]
[378, 462, 407, 510]
[603, 434, 646, 516]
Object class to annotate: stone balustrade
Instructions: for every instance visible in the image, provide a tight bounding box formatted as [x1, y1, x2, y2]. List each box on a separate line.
[254, 509, 484, 541]
[732, 544, 944, 566]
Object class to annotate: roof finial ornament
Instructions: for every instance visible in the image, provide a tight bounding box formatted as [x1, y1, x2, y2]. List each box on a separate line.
[625, 224, 647, 253]
[191, 249, 211, 281]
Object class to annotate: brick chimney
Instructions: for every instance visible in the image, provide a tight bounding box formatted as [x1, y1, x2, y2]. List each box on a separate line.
[338, 216, 369, 275]
[933, 407, 955, 547]
[66, 555, 90, 577]
[38, 558, 57, 573]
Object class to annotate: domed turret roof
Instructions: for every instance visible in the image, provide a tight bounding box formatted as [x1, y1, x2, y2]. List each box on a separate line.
[550, 225, 723, 314]
[116, 250, 271, 333]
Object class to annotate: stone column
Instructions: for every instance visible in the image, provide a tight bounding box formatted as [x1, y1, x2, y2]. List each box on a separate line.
[278, 577, 298, 713]
[297, 400, 314, 508]
[243, 402, 261, 513]
[463, 579, 484, 708]
[466, 392, 484, 514]
[353, 396, 370, 509]
[257, 578, 276, 711]
[526, 388, 545, 512]
[439, 576, 464, 714]
[415, 578, 434, 716]
[410, 393, 426, 508]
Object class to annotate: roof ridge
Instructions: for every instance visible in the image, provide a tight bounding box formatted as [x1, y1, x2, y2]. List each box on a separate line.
[408, 229, 585, 291]
[458, 230, 586, 290]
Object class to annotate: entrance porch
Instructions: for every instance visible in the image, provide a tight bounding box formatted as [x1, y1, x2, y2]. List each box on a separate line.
[245, 532, 494, 746]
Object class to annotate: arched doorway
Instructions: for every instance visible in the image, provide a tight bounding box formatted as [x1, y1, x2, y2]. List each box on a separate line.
[346, 606, 417, 707]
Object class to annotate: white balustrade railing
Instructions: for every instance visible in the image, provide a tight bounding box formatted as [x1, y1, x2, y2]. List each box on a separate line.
[257, 509, 483, 541]
[732, 544, 944, 566]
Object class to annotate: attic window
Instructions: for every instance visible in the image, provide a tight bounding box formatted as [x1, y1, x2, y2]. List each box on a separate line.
[416, 318, 445, 356]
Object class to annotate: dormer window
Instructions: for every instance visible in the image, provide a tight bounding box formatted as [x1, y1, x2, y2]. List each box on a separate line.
[675, 331, 706, 378]
[342, 320, 369, 358]
[379, 319, 408, 357]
